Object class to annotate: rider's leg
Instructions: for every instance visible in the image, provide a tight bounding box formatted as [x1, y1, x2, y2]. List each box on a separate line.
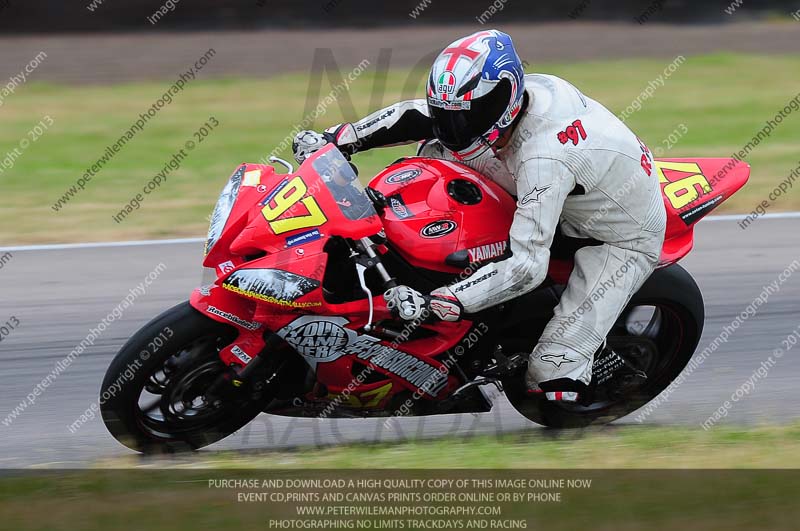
[525, 240, 660, 402]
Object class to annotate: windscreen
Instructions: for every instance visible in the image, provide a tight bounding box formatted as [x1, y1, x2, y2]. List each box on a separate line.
[312, 148, 377, 222]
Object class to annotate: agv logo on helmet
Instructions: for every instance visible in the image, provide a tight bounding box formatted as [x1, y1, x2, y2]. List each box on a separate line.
[437, 71, 457, 96]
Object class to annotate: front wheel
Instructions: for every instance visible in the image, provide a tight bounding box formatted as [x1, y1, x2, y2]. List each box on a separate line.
[101, 301, 271, 453]
[504, 263, 705, 428]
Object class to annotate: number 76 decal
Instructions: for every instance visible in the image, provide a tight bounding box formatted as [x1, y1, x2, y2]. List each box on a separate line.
[655, 160, 713, 210]
[261, 176, 327, 234]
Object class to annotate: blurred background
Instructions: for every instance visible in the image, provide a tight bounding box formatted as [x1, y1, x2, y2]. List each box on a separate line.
[0, 0, 799, 487]
[1, 0, 799, 243]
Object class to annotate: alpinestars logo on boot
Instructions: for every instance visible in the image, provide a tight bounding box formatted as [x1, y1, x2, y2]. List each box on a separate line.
[539, 353, 577, 368]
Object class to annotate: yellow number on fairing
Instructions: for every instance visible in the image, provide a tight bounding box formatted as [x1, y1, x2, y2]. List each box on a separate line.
[359, 383, 393, 408]
[261, 176, 327, 234]
[655, 161, 713, 210]
[325, 383, 392, 408]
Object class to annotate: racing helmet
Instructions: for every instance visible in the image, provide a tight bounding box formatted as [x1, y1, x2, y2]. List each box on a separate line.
[427, 29, 526, 161]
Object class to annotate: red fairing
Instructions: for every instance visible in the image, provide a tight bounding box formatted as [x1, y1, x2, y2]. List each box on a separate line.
[190, 146, 470, 402]
[368, 157, 573, 285]
[370, 157, 517, 273]
[203, 152, 383, 270]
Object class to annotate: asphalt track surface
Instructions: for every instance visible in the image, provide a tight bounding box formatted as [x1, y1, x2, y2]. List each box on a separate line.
[1, 216, 799, 467]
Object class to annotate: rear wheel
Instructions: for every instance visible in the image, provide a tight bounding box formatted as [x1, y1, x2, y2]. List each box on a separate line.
[504, 264, 704, 428]
[101, 301, 272, 453]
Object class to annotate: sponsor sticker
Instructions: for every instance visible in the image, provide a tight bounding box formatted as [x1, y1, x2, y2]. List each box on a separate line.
[679, 194, 723, 226]
[420, 220, 457, 239]
[206, 305, 261, 330]
[286, 228, 321, 247]
[385, 168, 421, 185]
[427, 97, 471, 111]
[467, 241, 508, 263]
[387, 194, 412, 219]
[277, 316, 449, 396]
[231, 345, 253, 364]
[217, 260, 236, 275]
[242, 169, 262, 187]
[346, 338, 449, 397]
[261, 178, 290, 206]
[198, 284, 215, 296]
[222, 268, 321, 308]
[281, 316, 352, 362]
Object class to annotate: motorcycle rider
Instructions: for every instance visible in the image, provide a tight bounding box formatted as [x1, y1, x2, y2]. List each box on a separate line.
[292, 29, 666, 404]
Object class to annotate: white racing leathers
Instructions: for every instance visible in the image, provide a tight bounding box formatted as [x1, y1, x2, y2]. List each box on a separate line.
[328, 74, 666, 389]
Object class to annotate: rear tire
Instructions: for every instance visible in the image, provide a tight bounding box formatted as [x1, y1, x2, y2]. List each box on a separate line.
[504, 264, 704, 428]
[101, 301, 269, 453]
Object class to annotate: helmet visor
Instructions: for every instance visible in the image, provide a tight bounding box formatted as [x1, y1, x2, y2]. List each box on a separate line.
[429, 78, 511, 152]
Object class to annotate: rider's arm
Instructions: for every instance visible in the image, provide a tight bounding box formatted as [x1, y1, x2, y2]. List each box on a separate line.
[326, 99, 434, 155]
[443, 157, 575, 313]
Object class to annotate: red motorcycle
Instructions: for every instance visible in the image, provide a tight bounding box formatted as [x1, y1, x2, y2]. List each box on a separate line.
[101, 145, 749, 452]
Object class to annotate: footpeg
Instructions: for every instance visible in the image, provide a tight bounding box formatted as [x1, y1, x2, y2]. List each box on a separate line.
[451, 376, 504, 398]
[431, 377, 500, 414]
[482, 349, 527, 378]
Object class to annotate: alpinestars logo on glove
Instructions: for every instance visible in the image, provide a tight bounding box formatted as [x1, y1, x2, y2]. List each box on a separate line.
[430, 299, 460, 321]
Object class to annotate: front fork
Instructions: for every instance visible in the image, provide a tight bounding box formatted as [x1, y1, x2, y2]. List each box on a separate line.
[205, 332, 286, 405]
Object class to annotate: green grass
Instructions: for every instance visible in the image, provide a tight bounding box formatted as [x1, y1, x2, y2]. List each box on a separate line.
[2, 424, 800, 530]
[2, 53, 799, 244]
[99, 422, 800, 469]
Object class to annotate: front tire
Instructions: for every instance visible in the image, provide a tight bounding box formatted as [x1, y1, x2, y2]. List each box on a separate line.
[101, 301, 269, 453]
[504, 263, 705, 428]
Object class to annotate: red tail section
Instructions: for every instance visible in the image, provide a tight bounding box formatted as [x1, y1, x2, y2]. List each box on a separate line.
[657, 158, 749, 266]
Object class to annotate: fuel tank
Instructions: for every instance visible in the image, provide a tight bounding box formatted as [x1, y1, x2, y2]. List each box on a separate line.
[368, 157, 515, 274]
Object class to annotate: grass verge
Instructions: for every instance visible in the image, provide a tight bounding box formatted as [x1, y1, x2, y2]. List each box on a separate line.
[1, 424, 800, 530]
[100, 422, 800, 469]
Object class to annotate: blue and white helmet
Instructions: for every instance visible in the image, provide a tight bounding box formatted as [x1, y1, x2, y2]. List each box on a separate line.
[427, 29, 526, 161]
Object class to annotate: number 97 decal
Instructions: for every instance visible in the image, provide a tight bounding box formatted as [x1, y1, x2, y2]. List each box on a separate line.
[655, 160, 713, 210]
[261, 176, 327, 234]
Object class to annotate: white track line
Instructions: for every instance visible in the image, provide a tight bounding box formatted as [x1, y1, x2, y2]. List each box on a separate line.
[1, 212, 799, 252]
[700, 212, 800, 222]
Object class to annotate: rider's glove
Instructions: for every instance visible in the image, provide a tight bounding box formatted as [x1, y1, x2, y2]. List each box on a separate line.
[383, 286, 463, 323]
[292, 130, 331, 164]
[292, 124, 360, 164]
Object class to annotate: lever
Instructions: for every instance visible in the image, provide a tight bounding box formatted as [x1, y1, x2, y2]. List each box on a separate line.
[355, 262, 374, 332]
[269, 156, 294, 174]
